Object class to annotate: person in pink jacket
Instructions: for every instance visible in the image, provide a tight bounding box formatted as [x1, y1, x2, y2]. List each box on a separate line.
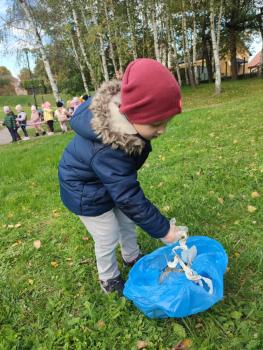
[30, 105, 46, 137]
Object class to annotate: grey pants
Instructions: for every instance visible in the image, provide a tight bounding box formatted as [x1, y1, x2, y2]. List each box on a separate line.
[79, 208, 140, 281]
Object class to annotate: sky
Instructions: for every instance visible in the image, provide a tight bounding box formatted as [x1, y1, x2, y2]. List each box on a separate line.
[0, 1, 262, 79]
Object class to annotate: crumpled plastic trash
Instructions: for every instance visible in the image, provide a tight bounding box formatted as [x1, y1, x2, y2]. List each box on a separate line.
[123, 236, 228, 319]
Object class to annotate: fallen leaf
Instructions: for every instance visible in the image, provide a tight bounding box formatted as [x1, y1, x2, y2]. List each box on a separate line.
[97, 320, 105, 329]
[218, 197, 224, 205]
[231, 311, 242, 320]
[82, 236, 89, 241]
[52, 210, 60, 218]
[14, 223, 22, 228]
[11, 240, 23, 247]
[28, 279, 34, 285]
[137, 340, 149, 349]
[7, 224, 14, 228]
[251, 191, 260, 198]
[51, 261, 59, 268]
[162, 205, 171, 212]
[66, 257, 72, 261]
[234, 220, 239, 225]
[157, 182, 164, 187]
[247, 205, 257, 213]
[171, 339, 193, 350]
[226, 267, 230, 272]
[234, 252, 240, 257]
[228, 194, 235, 199]
[33, 240, 41, 249]
[195, 323, 203, 329]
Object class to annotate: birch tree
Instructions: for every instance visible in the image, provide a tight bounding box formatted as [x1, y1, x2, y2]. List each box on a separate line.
[191, 0, 199, 85]
[125, 0, 138, 59]
[69, 31, 89, 94]
[182, 0, 195, 86]
[210, 0, 223, 94]
[18, 0, 61, 101]
[150, 1, 161, 62]
[70, 2, 98, 89]
[104, 0, 118, 75]
[90, 0, 109, 81]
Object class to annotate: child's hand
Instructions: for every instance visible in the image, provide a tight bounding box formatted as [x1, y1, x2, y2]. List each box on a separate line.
[161, 224, 188, 244]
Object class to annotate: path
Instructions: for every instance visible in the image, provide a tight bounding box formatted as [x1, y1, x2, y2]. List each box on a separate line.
[0, 127, 12, 145]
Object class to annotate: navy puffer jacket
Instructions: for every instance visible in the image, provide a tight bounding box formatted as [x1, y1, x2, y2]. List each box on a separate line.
[58, 80, 170, 238]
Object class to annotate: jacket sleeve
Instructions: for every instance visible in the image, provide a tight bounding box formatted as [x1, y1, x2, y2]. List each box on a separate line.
[91, 147, 170, 238]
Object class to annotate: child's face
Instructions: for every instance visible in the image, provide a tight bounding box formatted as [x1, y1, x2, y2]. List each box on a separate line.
[133, 118, 171, 140]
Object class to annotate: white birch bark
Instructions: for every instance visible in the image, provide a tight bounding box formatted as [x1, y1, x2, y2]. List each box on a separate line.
[91, 1, 109, 81]
[182, 1, 195, 87]
[18, 0, 61, 101]
[171, 30, 182, 86]
[125, 0, 137, 60]
[210, 0, 222, 94]
[70, 34, 89, 94]
[151, 2, 161, 62]
[110, 0, 124, 73]
[104, 1, 118, 75]
[71, 6, 97, 89]
[191, 1, 199, 85]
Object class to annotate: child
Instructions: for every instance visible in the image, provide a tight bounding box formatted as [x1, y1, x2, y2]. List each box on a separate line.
[2, 106, 21, 142]
[30, 105, 46, 136]
[42, 101, 54, 135]
[54, 101, 71, 133]
[15, 104, 29, 140]
[58, 59, 183, 295]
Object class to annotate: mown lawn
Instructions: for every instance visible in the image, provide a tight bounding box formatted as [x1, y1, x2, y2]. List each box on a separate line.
[0, 79, 263, 349]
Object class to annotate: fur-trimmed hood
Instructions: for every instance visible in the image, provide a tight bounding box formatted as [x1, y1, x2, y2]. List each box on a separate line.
[90, 80, 145, 155]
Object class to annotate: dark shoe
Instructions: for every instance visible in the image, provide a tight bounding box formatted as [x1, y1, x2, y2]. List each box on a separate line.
[35, 133, 40, 137]
[123, 253, 143, 267]
[99, 275, 124, 296]
[42, 131, 46, 135]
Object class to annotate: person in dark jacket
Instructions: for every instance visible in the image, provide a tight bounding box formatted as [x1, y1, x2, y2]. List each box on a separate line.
[15, 104, 29, 140]
[58, 58, 183, 295]
[2, 106, 21, 142]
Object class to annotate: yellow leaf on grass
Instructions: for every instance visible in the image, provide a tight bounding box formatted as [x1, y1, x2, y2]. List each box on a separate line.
[162, 205, 171, 213]
[218, 197, 224, 205]
[52, 210, 60, 218]
[51, 261, 59, 268]
[171, 338, 193, 350]
[97, 320, 105, 329]
[28, 279, 34, 285]
[14, 223, 22, 228]
[33, 240, 41, 249]
[137, 340, 149, 349]
[234, 252, 240, 257]
[82, 236, 89, 241]
[251, 191, 260, 198]
[8, 224, 14, 228]
[247, 205, 257, 213]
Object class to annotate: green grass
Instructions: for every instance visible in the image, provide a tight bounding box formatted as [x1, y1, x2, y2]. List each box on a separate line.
[0, 78, 263, 349]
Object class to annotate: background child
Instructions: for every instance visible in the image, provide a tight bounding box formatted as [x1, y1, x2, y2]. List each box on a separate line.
[2, 106, 21, 142]
[42, 101, 54, 135]
[55, 101, 71, 133]
[30, 105, 46, 136]
[15, 104, 29, 140]
[58, 59, 183, 295]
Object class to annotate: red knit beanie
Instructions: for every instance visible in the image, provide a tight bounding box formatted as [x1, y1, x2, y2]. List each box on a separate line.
[120, 58, 182, 124]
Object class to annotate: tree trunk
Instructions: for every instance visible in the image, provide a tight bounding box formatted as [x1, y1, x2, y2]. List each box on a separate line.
[229, 26, 238, 79]
[151, 3, 161, 62]
[210, 0, 222, 94]
[71, 6, 98, 89]
[70, 33, 89, 94]
[104, 1, 118, 75]
[257, 7, 263, 77]
[110, 0, 124, 74]
[91, 1, 109, 81]
[182, 1, 195, 87]
[192, 8, 199, 84]
[18, 0, 61, 101]
[125, 0, 137, 60]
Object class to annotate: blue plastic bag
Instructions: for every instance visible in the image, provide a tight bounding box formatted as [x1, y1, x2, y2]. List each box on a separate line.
[123, 236, 228, 318]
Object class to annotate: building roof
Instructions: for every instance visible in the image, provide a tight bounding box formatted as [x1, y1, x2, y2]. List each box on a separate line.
[248, 52, 262, 68]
